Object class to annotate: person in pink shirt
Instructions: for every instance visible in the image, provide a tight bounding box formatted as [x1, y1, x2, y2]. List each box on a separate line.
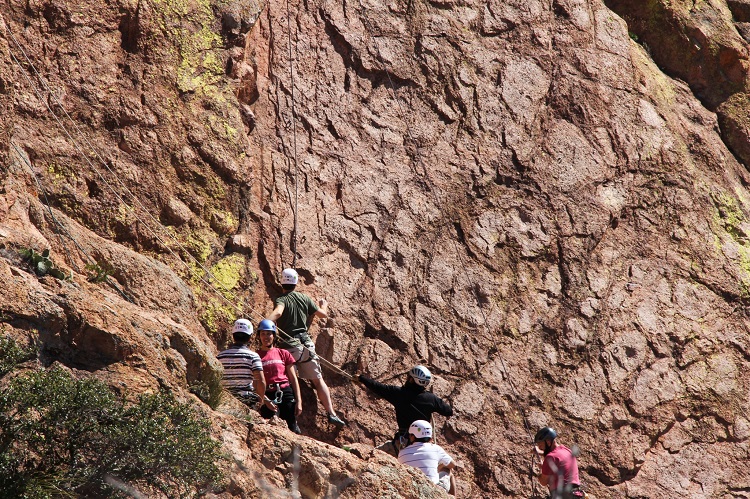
[534, 426, 584, 499]
[257, 319, 302, 434]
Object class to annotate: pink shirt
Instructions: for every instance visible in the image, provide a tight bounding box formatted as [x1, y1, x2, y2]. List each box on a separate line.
[259, 347, 295, 386]
[542, 444, 580, 491]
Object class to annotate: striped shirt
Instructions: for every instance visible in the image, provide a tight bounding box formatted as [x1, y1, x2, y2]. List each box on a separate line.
[397, 442, 452, 483]
[217, 344, 263, 392]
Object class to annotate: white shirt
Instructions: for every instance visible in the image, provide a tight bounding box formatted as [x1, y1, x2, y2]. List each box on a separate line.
[398, 441, 452, 483]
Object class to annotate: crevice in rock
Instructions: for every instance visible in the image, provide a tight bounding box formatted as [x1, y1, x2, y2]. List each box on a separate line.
[321, 11, 417, 91]
[118, 3, 140, 54]
[363, 322, 409, 351]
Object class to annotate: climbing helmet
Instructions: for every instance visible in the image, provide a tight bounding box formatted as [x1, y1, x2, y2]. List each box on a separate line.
[258, 319, 277, 332]
[409, 420, 433, 439]
[534, 426, 558, 443]
[232, 318, 254, 337]
[409, 365, 432, 387]
[281, 268, 299, 285]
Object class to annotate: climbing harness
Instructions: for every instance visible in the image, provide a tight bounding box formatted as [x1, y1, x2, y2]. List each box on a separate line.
[268, 382, 286, 405]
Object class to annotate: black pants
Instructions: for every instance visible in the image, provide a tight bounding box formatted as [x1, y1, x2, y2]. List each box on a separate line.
[549, 485, 584, 499]
[259, 385, 297, 431]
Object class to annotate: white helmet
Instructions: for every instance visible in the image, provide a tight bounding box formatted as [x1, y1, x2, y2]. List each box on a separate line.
[281, 268, 299, 286]
[409, 420, 433, 439]
[409, 365, 432, 387]
[232, 318, 253, 336]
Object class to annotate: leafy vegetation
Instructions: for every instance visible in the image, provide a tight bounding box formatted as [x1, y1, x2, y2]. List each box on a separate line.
[0, 366, 225, 498]
[19, 248, 70, 280]
[84, 261, 115, 283]
[0, 334, 36, 377]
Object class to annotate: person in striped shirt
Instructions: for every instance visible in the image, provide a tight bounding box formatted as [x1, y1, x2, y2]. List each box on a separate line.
[217, 318, 276, 413]
[397, 419, 456, 495]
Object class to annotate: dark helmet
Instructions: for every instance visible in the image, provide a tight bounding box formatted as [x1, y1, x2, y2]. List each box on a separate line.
[534, 426, 558, 443]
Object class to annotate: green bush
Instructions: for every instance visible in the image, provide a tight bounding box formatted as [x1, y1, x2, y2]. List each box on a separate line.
[0, 334, 36, 377]
[0, 367, 225, 498]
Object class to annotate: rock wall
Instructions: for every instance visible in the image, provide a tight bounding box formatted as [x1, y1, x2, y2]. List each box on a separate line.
[1, 0, 750, 497]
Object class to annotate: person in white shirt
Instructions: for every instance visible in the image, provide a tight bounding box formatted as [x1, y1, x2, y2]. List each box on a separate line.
[397, 419, 456, 495]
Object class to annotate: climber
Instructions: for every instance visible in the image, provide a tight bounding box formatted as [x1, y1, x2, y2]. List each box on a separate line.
[355, 365, 453, 456]
[268, 268, 346, 427]
[534, 426, 584, 499]
[257, 318, 303, 434]
[217, 318, 276, 414]
[398, 419, 456, 495]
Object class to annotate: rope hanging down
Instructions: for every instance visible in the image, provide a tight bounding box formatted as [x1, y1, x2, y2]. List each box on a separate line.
[284, 0, 301, 268]
[2, 15, 352, 381]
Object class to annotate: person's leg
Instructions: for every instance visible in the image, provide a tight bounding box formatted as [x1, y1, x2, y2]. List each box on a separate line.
[309, 376, 335, 414]
[296, 344, 346, 426]
[278, 386, 299, 432]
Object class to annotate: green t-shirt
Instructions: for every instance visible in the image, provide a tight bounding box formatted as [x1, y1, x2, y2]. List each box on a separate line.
[275, 291, 319, 347]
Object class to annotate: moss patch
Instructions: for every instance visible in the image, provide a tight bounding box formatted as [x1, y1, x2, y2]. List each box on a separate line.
[210, 253, 246, 299]
[711, 190, 750, 295]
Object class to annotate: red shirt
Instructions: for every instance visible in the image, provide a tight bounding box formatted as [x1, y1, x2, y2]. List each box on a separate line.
[542, 444, 580, 491]
[258, 347, 295, 386]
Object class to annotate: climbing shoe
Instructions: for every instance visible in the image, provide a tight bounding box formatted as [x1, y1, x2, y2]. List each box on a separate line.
[327, 413, 347, 427]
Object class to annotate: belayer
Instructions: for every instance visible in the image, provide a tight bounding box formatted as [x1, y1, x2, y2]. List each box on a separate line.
[217, 318, 276, 414]
[257, 319, 303, 434]
[398, 419, 456, 495]
[355, 365, 453, 456]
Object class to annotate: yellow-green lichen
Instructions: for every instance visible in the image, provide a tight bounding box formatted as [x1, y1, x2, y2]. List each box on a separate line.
[209, 209, 238, 235]
[210, 253, 247, 299]
[148, 0, 225, 95]
[200, 297, 238, 338]
[711, 190, 750, 295]
[183, 227, 216, 263]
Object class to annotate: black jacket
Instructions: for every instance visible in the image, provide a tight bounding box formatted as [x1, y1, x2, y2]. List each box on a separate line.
[359, 375, 453, 432]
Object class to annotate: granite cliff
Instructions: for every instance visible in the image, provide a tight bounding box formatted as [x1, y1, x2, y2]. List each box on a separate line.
[1, 0, 750, 497]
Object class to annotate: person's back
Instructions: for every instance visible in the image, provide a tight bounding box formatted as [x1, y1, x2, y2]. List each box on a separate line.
[274, 290, 318, 347]
[218, 343, 262, 392]
[543, 444, 580, 493]
[398, 441, 451, 483]
[397, 420, 455, 495]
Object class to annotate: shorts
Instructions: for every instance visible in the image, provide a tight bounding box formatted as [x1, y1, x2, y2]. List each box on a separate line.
[437, 471, 451, 492]
[285, 340, 323, 380]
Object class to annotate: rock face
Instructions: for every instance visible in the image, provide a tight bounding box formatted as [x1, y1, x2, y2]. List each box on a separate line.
[2, 0, 750, 497]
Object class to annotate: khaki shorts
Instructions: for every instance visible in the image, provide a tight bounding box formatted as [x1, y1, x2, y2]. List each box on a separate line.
[437, 471, 451, 492]
[285, 341, 323, 380]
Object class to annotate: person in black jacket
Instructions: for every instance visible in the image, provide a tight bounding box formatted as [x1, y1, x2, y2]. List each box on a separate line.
[356, 365, 453, 456]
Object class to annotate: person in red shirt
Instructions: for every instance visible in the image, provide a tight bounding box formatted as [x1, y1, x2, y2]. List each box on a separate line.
[534, 426, 584, 499]
[257, 319, 302, 434]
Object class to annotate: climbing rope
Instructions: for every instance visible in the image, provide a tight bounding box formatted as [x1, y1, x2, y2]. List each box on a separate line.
[284, 0, 301, 267]
[3, 14, 353, 381]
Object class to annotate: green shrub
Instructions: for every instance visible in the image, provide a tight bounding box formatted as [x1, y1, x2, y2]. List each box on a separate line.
[19, 248, 70, 280]
[0, 367, 225, 498]
[0, 335, 36, 377]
